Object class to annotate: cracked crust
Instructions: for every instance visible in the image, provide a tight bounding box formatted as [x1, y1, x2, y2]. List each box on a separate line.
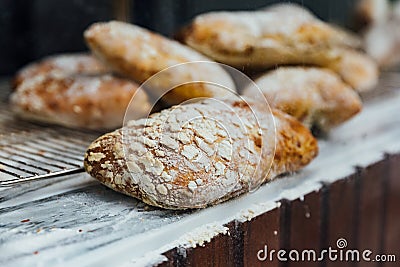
[84, 21, 236, 105]
[179, 3, 378, 92]
[243, 67, 362, 131]
[84, 97, 318, 209]
[12, 53, 109, 90]
[10, 74, 151, 130]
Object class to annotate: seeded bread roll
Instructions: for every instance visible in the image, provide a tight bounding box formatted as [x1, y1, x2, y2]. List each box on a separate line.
[13, 53, 109, 89]
[84, 97, 318, 209]
[179, 4, 378, 92]
[10, 74, 151, 130]
[84, 21, 236, 105]
[243, 67, 362, 131]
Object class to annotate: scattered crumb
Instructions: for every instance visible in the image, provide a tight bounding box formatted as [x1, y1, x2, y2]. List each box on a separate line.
[304, 205, 311, 218]
[20, 219, 30, 223]
[175, 224, 229, 248]
[33, 251, 39, 255]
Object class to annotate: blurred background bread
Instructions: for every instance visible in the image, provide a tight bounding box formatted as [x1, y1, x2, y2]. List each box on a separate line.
[12, 53, 109, 89]
[84, 21, 236, 105]
[6, 1, 390, 132]
[2, 0, 395, 77]
[178, 4, 379, 92]
[11, 72, 151, 130]
[243, 67, 362, 131]
[357, 0, 400, 68]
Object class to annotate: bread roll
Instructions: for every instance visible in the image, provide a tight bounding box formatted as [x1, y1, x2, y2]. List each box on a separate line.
[84, 21, 236, 105]
[243, 67, 362, 131]
[179, 4, 378, 92]
[10, 74, 151, 130]
[354, 0, 389, 28]
[13, 53, 108, 89]
[364, 18, 400, 68]
[323, 48, 378, 92]
[84, 97, 318, 209]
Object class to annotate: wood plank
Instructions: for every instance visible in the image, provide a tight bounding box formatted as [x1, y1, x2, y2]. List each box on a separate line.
[356, 160, 387, 267]
[382, 154, 400, 267]
[326, 174, 358, 267]
[178, 222, 239, 267]
[242, 206, 282, 267]
[158, 249, 178, 267]
[287, 191, 322, 267]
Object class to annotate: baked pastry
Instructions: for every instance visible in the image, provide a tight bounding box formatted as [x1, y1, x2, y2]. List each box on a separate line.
[360, 0, 400, 68]
[243, 67, 362, 131]
[12, 53, 109, 89]
[323, 48, 378, 92]
[354, 0, 389, 29]
[364, 18, 400, 68]
[84, 97, 318, 209]
[84, 21, 236, 105]
[10, 74, 151, 130]
[179, 4, 378, 92]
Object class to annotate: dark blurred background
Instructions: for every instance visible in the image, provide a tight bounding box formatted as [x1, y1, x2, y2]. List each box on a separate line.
[0, 0, 358, 76]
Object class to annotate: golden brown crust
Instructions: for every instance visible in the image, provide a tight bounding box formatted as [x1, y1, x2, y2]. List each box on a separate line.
[243, 67, 362, 131]
[180, 4, 378, 92]
[323, 48, 379, 92]
[181, 4, 361, 55]
[10, 74, 151, 130]
[84, 97, 318, 209]
[84, 21, 236, 105]
[271, 110, 318, 176]
[83, 131, 142, 197]
[12, 53, 109, 89]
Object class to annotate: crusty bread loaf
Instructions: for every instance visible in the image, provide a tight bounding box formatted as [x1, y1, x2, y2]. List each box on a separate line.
[10, 74, 151, 130]
[322, 48, 378, 92]
[13, 53, 109, 89]
[84, 97, 318, 209]
[179, 4, 378, 92]
[354, 0, 389, 28]
[243, 67, 362, 131]
[84, 21, 236, 105]
[358, 0, 400, 68]
[364, 17, 400, 68]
